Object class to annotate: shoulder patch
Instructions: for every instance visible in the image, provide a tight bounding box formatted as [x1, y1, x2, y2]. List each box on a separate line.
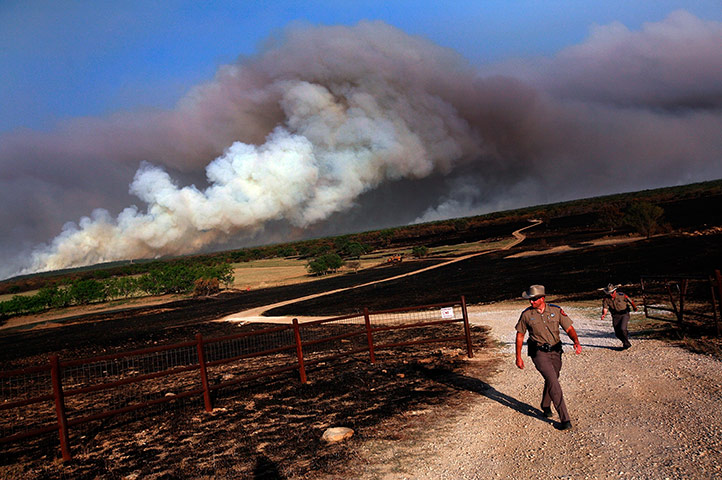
[549, 304, 567, 316]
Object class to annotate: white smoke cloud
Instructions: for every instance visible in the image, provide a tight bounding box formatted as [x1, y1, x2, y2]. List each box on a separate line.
[4, 12, 722, 278]
[23, 63, 479, 273]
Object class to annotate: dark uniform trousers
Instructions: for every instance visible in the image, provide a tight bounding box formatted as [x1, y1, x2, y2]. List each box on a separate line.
[531, 350, 571, 423]
[612, 312, 631, 347]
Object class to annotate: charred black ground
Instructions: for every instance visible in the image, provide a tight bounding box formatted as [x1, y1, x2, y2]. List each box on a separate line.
[1, 326, 495, 480]
[1, 190, 721, 479]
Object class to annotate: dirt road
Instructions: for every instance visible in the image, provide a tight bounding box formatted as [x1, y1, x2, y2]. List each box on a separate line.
[351, 301, 722, 479]
[219, 220, 543, 324]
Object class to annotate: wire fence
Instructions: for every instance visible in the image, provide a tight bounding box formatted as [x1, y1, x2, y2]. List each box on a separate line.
[0, 297, 473, 462]
[640, 270, 721, 336]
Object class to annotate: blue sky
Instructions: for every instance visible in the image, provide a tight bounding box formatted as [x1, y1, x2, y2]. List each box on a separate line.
[2, 1, 722, 278]
[3, 1, 721, 132]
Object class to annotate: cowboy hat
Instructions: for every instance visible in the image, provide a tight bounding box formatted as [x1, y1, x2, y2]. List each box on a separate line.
[599, 283, 620, 295]
[522, 284, 546, 299]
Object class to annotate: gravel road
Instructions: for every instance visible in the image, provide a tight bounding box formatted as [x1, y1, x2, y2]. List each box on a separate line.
[352, 300, 722, 479]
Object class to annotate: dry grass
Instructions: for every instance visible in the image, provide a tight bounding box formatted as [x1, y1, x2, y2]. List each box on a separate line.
[228, 238, 506, 291]
[229, 256, 382, 290]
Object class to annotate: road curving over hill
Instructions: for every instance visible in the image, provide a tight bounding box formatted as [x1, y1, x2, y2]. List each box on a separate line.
[218, 219, 543, 324]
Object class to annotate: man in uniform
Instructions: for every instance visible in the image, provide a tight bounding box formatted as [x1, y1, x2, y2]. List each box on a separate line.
[515, 285, 582, 430]
[599, 283, 638, 350]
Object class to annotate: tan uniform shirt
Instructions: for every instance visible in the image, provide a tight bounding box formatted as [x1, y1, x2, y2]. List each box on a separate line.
[516, 304, 572, 345]
[602, 293, 632, 314]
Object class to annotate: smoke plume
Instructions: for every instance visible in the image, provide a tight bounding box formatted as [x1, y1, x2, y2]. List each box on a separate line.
[2, 12, 722, 278]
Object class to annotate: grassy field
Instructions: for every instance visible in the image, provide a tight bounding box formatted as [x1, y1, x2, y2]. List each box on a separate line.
[228, 237, 510, 291]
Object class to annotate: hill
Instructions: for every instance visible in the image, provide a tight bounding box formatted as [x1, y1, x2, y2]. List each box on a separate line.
[2, 178, 721, 297]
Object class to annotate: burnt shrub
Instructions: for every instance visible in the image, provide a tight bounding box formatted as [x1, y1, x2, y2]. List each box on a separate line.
[193, 278, 220, 296]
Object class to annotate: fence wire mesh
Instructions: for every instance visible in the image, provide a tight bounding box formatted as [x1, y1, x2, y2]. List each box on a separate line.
[1, 298, 472, 460]
[370, 304, 467, 350]
[61, 344, 200, 424]
[0, 367, 54, 440]
[300, 315, 367, 363]
[204, 326, 298, 388]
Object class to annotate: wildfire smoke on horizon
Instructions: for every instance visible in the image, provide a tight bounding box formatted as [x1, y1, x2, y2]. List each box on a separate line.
[2, 12, 722, 278]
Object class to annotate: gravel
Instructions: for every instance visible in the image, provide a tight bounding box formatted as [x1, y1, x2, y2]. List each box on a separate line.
[350, 300, 722, 479]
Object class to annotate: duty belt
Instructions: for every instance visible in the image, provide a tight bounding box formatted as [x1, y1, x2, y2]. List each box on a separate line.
[528, 339, 563, 357]
[538, 342, 563, 353]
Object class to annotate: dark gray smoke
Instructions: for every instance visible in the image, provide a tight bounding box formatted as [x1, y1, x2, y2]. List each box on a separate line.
[1, 12, 721, 278]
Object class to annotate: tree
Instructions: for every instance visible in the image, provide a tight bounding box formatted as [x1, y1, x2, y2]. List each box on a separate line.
[624, 201, 665, 239]
[306, 253, 344, 275]
[69, 279, 106, 305]
[306, 258, 328, 276]
[321, 253, 344, 273]
[204, 263, 234, 289]
[343, 242, 366, 259]
[35, 286, 60, 309]
[115, 276, 139, 298]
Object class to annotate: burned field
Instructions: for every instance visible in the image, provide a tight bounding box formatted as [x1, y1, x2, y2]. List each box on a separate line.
[2, 190, 722, 478]
[1, 322, 495, 480]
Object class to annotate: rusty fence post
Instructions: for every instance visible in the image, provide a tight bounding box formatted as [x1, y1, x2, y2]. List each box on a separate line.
[292, 318, 307, 384]
[461, 296, 474, 358]
[709, 275, 720, 337]
[363, 308, 376, 364]
[679, 279, 688, 325]
[640, 277, 649, 318]
[666, 282, 681, 324]
[714, 269, 722, 336]
[50, 355, 72, 461]
[196, 334, 213, 412]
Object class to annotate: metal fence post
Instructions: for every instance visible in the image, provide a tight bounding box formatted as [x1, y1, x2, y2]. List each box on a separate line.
[50, 355, 72, 461]
[292, 318, 307, 384]
[640, 277, 649, 318]
[666, 282, 681, 324]
[363, 307, 376, 364]
[196, 334, 213, 412]
[709, 275, 720, 337]
[679, 279, 688, 324]
[714, 269, 722, 336]
[461, 296, 474, 358]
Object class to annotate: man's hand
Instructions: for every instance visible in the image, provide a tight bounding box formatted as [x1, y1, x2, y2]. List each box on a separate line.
[566, 326, 582, 355]
[515, 332, 525, 369]
[600, 314, 605, 320]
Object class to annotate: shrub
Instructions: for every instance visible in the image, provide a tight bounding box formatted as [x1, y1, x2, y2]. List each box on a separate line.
[345, 261, 361, 273]
[596, 203, 625, 232]
[193, 278, 220, 296]
[412, 246, 429, 258]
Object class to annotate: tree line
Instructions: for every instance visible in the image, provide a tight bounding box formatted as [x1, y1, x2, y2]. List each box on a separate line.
[4, 178, 716, 298]
[0, 262, 234, 318]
